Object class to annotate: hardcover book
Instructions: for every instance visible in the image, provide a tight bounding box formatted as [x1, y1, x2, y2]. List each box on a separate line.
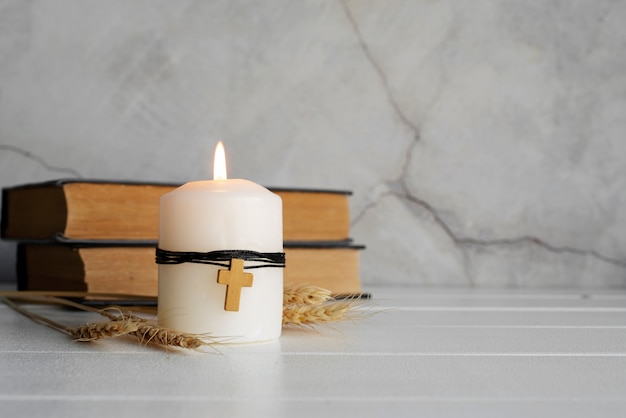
[17, 239, 364, 296]
[2, 179, 352, 242]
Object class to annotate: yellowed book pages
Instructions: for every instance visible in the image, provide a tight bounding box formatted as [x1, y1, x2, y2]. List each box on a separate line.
[3, 180, 351, 241]
[19, 243, 362, 296]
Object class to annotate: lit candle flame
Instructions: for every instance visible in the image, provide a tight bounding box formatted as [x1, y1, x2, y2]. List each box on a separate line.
[213, 141, 227, 180]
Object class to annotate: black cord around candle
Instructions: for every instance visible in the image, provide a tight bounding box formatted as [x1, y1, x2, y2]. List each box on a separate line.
[155, 248, 285, 269]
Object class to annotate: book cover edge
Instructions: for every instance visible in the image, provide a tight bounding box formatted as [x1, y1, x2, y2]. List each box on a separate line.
[2, 178, 353, 195]
[47, 235, 366, 250]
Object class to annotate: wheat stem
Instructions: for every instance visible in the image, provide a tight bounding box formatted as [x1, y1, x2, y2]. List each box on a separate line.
[0, 290, 155, 300]
[3, 285, 370, 348]
[1, 297, 73, 335]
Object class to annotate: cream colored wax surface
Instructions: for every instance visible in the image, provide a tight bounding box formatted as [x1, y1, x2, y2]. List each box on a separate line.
[158, 179, 283, 342]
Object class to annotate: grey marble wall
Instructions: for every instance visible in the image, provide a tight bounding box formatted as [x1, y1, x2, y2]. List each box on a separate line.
[1, 0, 625, 287]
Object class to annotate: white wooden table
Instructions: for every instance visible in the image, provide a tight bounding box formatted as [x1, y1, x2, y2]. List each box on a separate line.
[1, 286, 625, 418]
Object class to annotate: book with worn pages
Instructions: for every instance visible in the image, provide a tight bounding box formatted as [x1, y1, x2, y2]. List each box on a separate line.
[2, 179, 352, 242]
[3, 178, 365, 297]
[17, 239, 364, 296]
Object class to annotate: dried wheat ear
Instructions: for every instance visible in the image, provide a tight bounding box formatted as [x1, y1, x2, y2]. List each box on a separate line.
[1, 284, 370, 351]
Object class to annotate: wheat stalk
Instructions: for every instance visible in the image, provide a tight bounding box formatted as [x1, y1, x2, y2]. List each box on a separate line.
[283, 284, 333, 305]
[72, 316, 214, 350]
[131, 324, 208, 350]
[1, 295, 213, 350]
[99, 311, 212, 350]
[70, 317, 140, 341]
[1, 296, 73, 335]
[0, 290, 156, 300]
[282, 284, 368, 327]
[2, 285, 370, 349]
[282, 299, 358, 326]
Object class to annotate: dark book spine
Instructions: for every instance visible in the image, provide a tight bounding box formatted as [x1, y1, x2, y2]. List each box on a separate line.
[16, 243, 27, 291]
[1, 187, 8, 238]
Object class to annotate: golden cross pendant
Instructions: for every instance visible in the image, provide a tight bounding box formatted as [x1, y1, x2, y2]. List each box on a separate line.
[217, 258, 253, 311]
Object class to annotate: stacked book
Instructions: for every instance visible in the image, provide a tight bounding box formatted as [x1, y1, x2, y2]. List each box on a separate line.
[1, 179, 364, 296]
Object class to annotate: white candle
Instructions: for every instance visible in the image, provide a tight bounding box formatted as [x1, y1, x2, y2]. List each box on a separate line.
[157, 142, 283, 343]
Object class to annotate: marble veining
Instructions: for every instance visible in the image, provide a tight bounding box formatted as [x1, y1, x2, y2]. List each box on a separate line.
[0, 0, 625, 287]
